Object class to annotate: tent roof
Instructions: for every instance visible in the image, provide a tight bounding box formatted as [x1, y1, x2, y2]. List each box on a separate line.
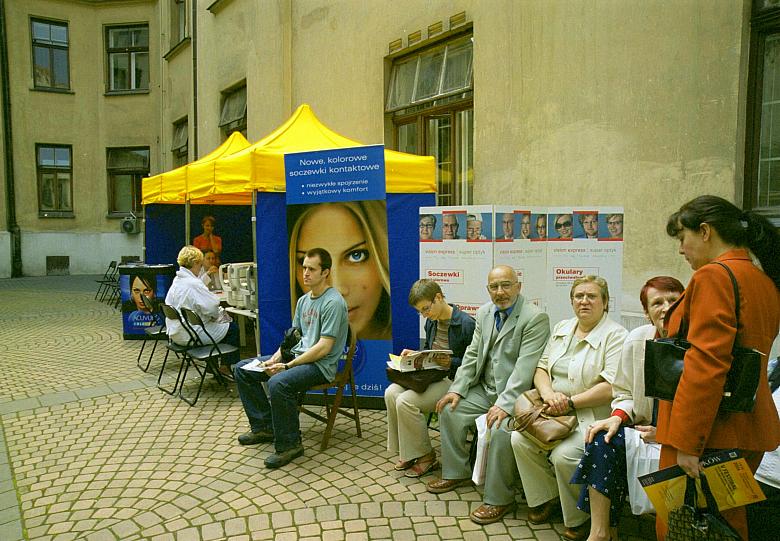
[143, 104, 435, 205]
[142, 131, 251, 205]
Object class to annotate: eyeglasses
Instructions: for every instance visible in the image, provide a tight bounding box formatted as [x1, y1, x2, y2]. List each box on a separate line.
[417, 302, 433, 315]
[419, 223, 435, 230]
[572, 292, 600, 302]
[487, 281, 517, 292]
[554, 221, 572, 229]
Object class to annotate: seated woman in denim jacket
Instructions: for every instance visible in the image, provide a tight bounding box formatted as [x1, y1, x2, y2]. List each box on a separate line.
[384, 279, 475, 478]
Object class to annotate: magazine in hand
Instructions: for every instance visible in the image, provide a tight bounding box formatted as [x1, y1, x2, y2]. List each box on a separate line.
[387, 349, 452, 372]
[639, 449, 766, 526]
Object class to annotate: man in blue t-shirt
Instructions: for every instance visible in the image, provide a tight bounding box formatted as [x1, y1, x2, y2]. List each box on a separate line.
[233, 247, 348, 468]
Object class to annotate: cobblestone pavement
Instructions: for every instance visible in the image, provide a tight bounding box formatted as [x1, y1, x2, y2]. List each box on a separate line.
[0, 276, 655, 540]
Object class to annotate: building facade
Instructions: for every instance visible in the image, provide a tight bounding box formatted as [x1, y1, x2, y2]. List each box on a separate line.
[2, 0, 779, 316]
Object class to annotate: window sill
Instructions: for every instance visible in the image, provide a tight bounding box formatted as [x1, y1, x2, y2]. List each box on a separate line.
[104, 89, 150, 97]
[39, 211, 74, 218]
[208, 0, 235, 14]
[164, 37, 191, 61]
[107, 212, 144, 219]
[30, 87, 74, 95]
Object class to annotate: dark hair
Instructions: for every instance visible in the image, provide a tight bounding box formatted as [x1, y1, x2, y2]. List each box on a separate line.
[408, 278, 443, 306]
[639, 276, 685, 312]
[666, 195, 780, 289]
[202, 215, 216, 226]
[304, 247, 332, 271]
[130, 274, 156, 293]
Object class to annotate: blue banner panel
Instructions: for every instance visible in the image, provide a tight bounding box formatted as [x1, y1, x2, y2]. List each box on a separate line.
[284, 145, 386, 205]
[144, 204, 185, 264]
[256, 193, 292, 355]
[118, 264, 175, 339]
[387, 193, 436, 353]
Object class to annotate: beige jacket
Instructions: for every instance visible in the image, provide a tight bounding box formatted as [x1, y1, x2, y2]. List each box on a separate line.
[611, 324, 656, 425]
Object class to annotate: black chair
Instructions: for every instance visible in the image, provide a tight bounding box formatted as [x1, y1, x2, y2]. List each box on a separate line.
[95, 261, 117, 301]
[298, 325, 361, 451]
[179, 307, 239, 406]
[157, 303, 196, 397]
[136, 294, 167, 372]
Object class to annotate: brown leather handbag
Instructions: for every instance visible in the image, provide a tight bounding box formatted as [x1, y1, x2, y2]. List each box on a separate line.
[511, 389, 577, 450]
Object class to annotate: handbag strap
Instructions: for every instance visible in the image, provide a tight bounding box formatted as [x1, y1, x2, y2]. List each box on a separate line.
[683, 473, 726, 516]
[711, 261, 744, 348]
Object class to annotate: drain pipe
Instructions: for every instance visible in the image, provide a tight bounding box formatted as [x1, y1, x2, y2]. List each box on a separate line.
[185, 0, 199, 243]
[0, 0, 22, 277]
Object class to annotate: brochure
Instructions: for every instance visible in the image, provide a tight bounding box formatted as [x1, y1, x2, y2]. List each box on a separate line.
[387, 349, 452, 372]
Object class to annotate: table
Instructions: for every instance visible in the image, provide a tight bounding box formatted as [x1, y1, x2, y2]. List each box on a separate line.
[225, 306, 258, 350]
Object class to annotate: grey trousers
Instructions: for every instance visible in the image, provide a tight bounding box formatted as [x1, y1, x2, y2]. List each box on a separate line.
[439, 385, 520, 506]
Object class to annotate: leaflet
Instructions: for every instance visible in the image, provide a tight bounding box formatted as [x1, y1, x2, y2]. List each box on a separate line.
[387, 350, 452, 371]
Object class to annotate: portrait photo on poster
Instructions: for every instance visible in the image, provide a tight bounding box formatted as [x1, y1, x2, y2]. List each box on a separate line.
[496, 211, 519, 240]
[418, 213, 439, 241]
[466, 212, 491, 241]
[287, 200, 392, 341]
[532, 213, 547, 240]
[441, 212, 464, 240]
[574, 211, 599, 239]
[550, 212, 574, 240]
[121, 273, 163, 328]
[600, 212, 624, 240]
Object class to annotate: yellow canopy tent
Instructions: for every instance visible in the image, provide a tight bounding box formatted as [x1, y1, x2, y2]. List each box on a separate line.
[182, 104, 435, 203]
[141, 131, 251, 205]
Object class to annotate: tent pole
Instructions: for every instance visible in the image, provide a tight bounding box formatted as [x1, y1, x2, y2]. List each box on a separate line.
[185, 200, 191, 247]
[252, 190, 260, 353]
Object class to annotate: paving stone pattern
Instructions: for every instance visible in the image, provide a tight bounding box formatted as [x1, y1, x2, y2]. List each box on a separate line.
[0, 276, 654, 540]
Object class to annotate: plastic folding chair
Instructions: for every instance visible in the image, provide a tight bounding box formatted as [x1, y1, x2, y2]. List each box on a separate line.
[157, 303, 196, 396]
[136, 294, 167, 372]
[179, 307, 238, 406]
[95, 261, 117, 301]
[298, 325, 362, 450]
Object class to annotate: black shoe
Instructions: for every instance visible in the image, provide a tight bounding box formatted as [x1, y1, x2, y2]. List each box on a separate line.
[264, 443, 304, 468]
[237, 429, 274, 446]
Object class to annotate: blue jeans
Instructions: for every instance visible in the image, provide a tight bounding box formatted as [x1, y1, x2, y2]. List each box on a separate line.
[233, 356, 327, 452]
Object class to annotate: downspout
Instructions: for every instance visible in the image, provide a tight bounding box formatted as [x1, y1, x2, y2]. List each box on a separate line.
[186, 0, 199, 243]
[0, 0, 21, 277]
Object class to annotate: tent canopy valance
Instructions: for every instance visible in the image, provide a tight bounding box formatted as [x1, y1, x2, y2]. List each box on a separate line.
[142, 104, 436, 205]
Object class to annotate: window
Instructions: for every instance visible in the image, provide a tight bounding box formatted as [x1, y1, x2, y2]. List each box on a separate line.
[36, 144, 73, 216]
[106, 25, 149, 92]
[745, 3, 780, 220]
[219, 84, 247, 138]
[31, 18, 69, 90]
[386, 33, 473, 205]
[171, 119, 189, 168]
[107, 147, 150, 216]
[171, 0, 187, 45]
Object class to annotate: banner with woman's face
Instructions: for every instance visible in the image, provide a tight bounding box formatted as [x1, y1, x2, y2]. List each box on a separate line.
[287, 201, 391, 342]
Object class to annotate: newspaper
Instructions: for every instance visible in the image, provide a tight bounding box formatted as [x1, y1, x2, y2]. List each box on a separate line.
[387, 349, 452, 372]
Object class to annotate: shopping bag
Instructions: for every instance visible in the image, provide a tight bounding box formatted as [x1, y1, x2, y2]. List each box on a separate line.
[471, 413, 490, 486]
[625, 427, 660, 515]
[665, 475, 740, 540]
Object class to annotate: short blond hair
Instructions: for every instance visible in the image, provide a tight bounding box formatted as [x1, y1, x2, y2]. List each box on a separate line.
[177, 245, 203, 269]
[570, 275, 610, 311]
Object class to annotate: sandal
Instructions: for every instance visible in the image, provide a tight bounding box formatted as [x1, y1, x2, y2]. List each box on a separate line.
[405, 453, 439, 478]
[393, 458, 417, 471]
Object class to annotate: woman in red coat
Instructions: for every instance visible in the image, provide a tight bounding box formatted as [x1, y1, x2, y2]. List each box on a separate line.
[657, 195, 780, 539]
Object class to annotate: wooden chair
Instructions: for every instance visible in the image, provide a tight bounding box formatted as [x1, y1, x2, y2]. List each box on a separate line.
[298, 325, 361, 450]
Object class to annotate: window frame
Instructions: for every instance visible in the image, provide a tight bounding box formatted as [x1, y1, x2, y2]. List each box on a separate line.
[171, 0, 188, 47]
[219, 82, 247, 139]
[387, 30, 474, 206]
[171, 118, 189, 168]
[36, 143, 74, 218]
[30, 17, 70, 91]
[106, 146, 150, 218]
[105, 23, 150, 94]
[744, 5, 780, 222]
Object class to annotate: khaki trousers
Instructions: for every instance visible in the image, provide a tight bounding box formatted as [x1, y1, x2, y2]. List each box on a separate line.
[384, 379, 451, 461]
[511, 426, 589, 528]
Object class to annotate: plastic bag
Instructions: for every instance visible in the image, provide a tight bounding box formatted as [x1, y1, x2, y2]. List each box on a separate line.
[471, 413, 490, 486]
[625, 426, 660, 515]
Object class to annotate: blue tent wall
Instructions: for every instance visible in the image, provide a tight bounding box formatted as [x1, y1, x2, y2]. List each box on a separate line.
[189, 205, 254, 264]
[145, 204, 185, 264]
[387, 193, 435, 353]
[255, 193, 292, 354]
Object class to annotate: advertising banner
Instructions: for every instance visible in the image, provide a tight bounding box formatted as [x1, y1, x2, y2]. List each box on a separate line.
[285, 145, 390, 397]
[493, 206, 547, 311]
[119, 264, 175, 339]
[419, 205, 494, 340]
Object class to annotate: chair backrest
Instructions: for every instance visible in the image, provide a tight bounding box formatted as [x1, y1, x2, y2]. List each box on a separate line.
[103, 261, 117, 279]
[333, 324, 356, 385]
[180, 307, 217, 347]
[161, 303, 198, 344]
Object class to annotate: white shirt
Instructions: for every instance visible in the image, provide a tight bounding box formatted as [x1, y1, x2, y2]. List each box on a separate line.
[755, 387, 780, 489]
[165, 267, 228, 346]
[611, 324, 657, 425]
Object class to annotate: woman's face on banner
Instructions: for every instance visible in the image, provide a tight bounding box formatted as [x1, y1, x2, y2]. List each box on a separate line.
[295, 204, 383, 338]
[131, 276, 153, 312]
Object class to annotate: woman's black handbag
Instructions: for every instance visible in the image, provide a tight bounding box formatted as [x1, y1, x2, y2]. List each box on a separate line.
[280, 327, 301, 362]
[665, 475, 739, 540]
[385, 367, 448, 394]
[644, 261, 762, 413]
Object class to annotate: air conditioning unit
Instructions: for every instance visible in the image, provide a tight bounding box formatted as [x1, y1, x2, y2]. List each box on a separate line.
[121, 215, 140, 234]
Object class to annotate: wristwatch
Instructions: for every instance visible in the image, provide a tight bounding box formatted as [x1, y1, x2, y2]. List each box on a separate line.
[567, 397, 576, 410]
[283, 363, 290, 370]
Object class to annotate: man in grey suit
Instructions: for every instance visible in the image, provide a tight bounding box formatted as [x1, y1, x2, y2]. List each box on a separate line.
[426, 265, 551, 525]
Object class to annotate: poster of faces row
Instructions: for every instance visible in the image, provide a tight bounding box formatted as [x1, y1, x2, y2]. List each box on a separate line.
[419, 205, 624, 333]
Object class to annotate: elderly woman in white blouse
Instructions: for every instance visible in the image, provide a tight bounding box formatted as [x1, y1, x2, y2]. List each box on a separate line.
[511, 276, 627, 541]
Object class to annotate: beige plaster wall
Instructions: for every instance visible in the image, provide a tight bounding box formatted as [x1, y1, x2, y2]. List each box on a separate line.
[286, 0, 748, 310]
[6, 0, 160, 233]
